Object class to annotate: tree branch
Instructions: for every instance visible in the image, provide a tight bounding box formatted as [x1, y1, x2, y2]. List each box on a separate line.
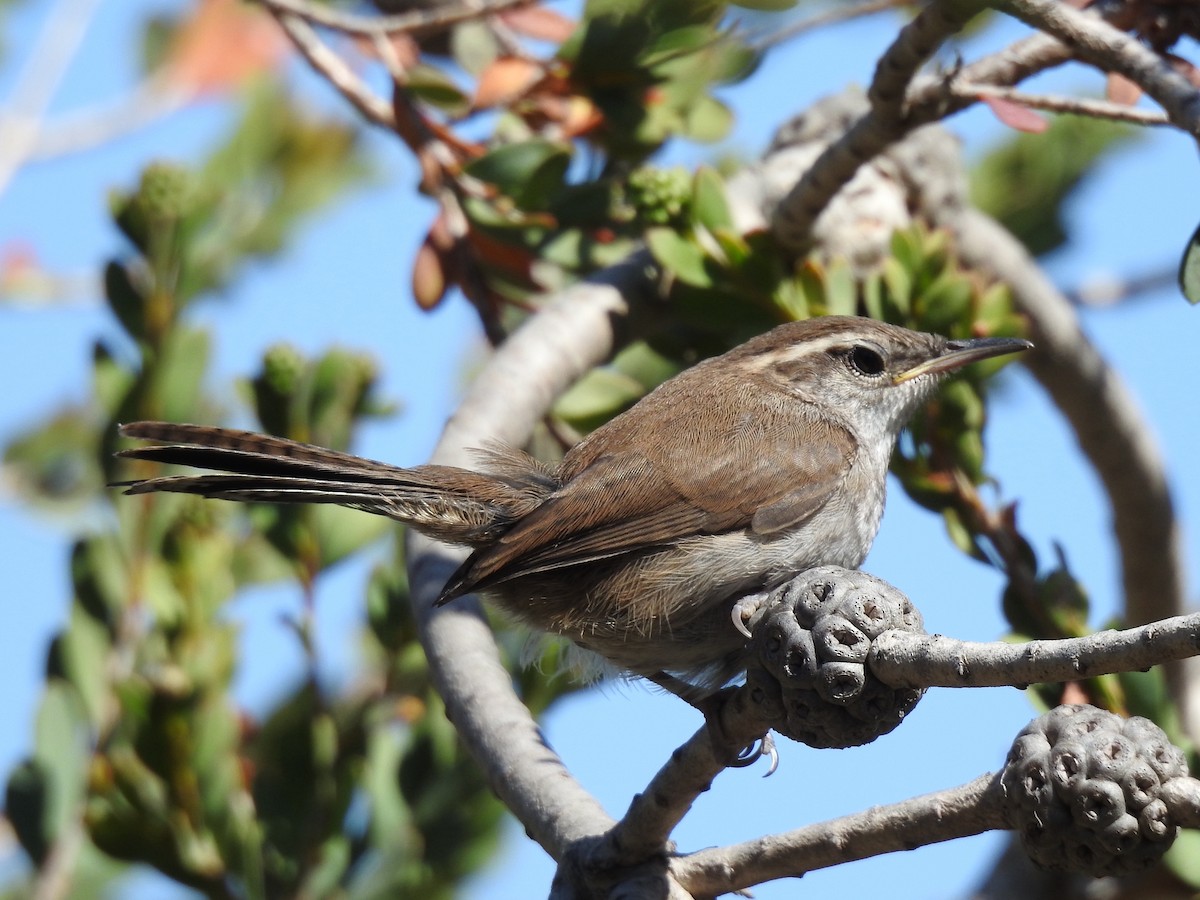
[267, 10, 396, 130]
[673, 773, 1005, 894]
[771, 0, 982, 253]
[871, 612, 1200, 690]
[406, 257, 657, 863]
[948, 83, 1172, 127]
[750, 0, 912, 52]
[942, 208, 1193, 732]
[996, 0, 1200, 138]
[0, 0, 103, 197]
[588, 686, 776, 872]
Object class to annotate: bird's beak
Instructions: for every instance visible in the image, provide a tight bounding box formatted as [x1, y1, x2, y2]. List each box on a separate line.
[893, 336, 1033, 384]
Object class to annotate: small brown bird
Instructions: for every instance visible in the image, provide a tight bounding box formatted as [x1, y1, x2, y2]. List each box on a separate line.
[117, 316, 1029, 698]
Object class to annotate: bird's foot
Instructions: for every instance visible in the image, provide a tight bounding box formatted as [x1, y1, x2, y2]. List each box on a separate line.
[648, 672, 777, 775]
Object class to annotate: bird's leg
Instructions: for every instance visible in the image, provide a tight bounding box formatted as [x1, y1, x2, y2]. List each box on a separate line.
[644, 671, 777, 773]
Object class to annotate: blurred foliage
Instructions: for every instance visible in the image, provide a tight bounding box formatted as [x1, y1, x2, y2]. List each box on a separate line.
[405, 0, 761, 333]
[1, 72, 578, 897]
[970, 115, 1137, 257]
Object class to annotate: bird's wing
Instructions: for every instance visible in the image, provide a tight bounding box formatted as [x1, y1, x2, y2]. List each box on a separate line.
[442, 390, 856, 599]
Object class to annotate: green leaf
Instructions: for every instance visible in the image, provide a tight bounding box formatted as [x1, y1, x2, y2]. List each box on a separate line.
[450, 19, 500, 77]
[919, 271, 973, 331]
[645, 227, 711, 287]
[681, 94, 733, 143]
[405, 64, 470, 114]
[1167, 830, 1200, 887]
[882, 257, 913, 315]
[690, 166, 732, 230]
[52, 605, 111, 729]
[104, 261, 148, 343]
[92, 341, 136, 417]
[824, 257, 857, 316]
[555, 367, 647, 428]
[299, 835, 351, 897]
[1178, 219, 1200, 304]
[612, 341, 680, 389]
[861, 272, 885, 321]
[942, 507, 982, 560]
[311, 505, 391, 568]
[150, 326, 211, 423]
[34, 683, 90, 841]
[466, 140, 572, 204]
[6, 761, 52, 864]
[772, 277, 808, 321]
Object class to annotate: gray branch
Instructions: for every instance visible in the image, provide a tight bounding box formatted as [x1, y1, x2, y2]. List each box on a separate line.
[673, 773, 1005, 894]
[997, 0, 1200, 139]
[942, 207, 1193, 731]
[771, 0, 982, 252]
[871, 612, 1200, 690]
[405, 257, 656, 864]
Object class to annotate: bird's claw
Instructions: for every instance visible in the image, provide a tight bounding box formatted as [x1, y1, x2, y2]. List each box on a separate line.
[727, 732, 779, 775]
[731, 591, 770, 639]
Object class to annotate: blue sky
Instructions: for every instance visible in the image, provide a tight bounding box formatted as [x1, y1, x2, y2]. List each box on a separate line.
[2, 3, 1199, 898]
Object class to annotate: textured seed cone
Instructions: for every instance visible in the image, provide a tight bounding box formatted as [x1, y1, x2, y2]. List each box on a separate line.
[1002, 704, 1190, 877]
[745, 566, 926, 749]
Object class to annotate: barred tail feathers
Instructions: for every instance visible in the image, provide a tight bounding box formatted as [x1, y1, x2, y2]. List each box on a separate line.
[115, 422, 547, 545]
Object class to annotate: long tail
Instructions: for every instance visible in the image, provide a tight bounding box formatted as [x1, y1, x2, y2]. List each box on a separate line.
[115, 421, 547, 545]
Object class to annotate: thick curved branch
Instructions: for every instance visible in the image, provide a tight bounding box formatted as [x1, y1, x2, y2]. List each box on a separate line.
[771, 0, 982, 252]
[871, 611, 1200, 690]
[943, 208, 1191, 722]
[406, 257, 655, 862]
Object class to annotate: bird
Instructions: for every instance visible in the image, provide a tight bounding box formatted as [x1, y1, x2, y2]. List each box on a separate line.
[116, 315, 1030, 701]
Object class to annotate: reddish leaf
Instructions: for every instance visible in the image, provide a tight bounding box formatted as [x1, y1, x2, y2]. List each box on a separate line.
[1106, 72, 1143, 106]
[473, 57, 543, 109]
[499, 7, 575, 43]
[982, 95, 1048, 134]
[466, 226, 535, 283]
[165, 0, 289, 95]
[1061, 682, 1089, 705]
[412, 236, 450, 310]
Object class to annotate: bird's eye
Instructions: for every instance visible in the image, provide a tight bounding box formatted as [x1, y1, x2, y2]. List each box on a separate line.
[848, 345, 886, 377]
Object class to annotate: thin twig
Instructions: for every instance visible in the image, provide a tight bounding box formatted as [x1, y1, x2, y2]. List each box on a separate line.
[591, 686, 774, 870]
[751, 0, 912, 52]
[950, 82, 1172, 126]
[267, 10, 396, 129]
[1066, 265, 1180, 307]
[254, 0, 536, 38]
[943, 208, 1193, 732]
